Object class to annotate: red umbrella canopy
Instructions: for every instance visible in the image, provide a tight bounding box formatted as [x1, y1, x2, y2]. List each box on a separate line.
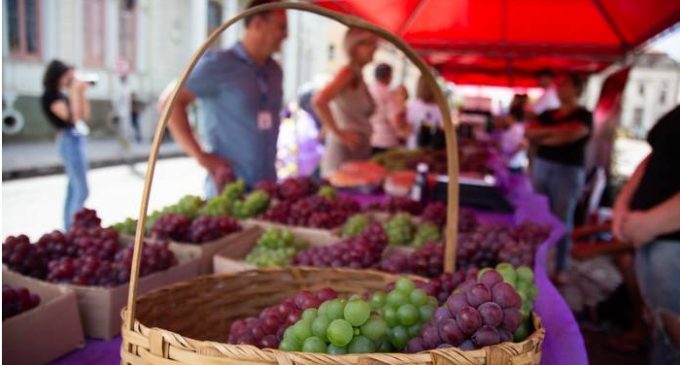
[314, 0, 680, 86]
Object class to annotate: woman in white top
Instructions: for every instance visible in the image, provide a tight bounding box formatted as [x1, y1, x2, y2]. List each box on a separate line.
[500, 94, 529, 173]
[313, 28, 378, 177]
[406, 76, 443, 149]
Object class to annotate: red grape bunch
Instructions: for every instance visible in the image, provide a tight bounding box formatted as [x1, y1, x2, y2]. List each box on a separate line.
[47, 255, 118, 286]
[114, 241, 178, 281]
[379, 242, 444, 278]
[2, 235, 48, 279]
[186, 216, 241, 243]
[254, 180, 279, 198]
[406, 269, 523, 352]
[71, 208, 102, 229]
[420, 201, 447, 228]
[68, 226, 121, 261]
[261, 195, 361, 229]
[3, 285, 40, 320]
[293, 223, 387, 269]
[228, 288, 338, 348]
[150, 214, 191, 242]
[36, 230, 78, 260]
[371, 197, 422, 215]
[276, 177, 319, 201]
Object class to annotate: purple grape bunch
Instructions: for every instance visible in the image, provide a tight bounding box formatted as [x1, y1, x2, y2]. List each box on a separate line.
[293, 223, 387, 269]
[228, 288, 338, 348]
[406, 269, 523, 352]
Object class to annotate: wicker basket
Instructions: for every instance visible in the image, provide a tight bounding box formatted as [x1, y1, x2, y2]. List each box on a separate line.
[122, 267, 544, 365]
[121, 2, 544, 364]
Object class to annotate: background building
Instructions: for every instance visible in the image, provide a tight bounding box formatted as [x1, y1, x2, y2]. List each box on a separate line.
[1, 0, 365, 142]
[619, 52, 680, 139]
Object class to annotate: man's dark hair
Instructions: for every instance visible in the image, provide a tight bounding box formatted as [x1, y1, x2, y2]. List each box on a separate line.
[244, 0, 279, 27]
[566, 72, 585, 95]
[43, 59, 72, 92]
[536, 68, 555, 79]
[374, 63, 392, 82]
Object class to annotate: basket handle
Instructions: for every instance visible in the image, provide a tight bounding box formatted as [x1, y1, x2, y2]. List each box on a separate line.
[125, 1, 459, 330]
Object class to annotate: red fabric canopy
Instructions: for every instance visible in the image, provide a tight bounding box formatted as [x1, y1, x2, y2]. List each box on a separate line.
[314, 0, 680, 86]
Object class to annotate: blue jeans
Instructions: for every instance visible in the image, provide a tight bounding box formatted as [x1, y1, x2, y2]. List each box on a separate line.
[636, 240, 680, 365]
[531, 157, 585, 273]
[57, 129, 89, 230]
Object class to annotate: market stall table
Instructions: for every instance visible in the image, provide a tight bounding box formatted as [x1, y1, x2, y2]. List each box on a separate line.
[47, 175, 584, 365]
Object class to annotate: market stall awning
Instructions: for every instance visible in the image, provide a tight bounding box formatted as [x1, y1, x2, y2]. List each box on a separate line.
[313, 0, 680, 86]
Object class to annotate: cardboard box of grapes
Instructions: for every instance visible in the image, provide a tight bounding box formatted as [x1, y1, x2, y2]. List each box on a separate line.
[5, 245, 200, 339]
[213, 224, 339, 274]
[167, 224, 258, 275]
[246, 219, 346, 240]
[3, 268, 85, 365]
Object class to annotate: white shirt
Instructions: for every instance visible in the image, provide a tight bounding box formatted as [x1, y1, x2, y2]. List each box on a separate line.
[533, 86, 560, 115]
[406, 99, 442, 149]
[369, 83, 399, 148]
[500, 123, 528, 169]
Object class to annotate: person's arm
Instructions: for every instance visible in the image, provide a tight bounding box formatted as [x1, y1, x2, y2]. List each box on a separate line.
[157, 81, 230, 175]
[68, 80, 91, 122]
[536, 123, 589, 145]
[612, 154, 649, 240]
[312, 67, 362, 148]
[49, 100, 73, 123]
[621, 189, 680, 247]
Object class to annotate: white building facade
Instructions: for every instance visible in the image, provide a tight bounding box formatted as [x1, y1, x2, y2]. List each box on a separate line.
[619, 53, 680, 139]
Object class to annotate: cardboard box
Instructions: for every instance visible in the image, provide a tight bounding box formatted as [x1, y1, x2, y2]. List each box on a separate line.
[246, 219, 342, 239]
[168, 229, 252, 274]
[4, 245, 200, 339]
[213, 224, 339, 274]
[3, 269, 85, 365]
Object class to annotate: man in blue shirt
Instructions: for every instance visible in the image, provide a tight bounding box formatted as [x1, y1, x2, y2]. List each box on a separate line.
[158, 0, 287, 197]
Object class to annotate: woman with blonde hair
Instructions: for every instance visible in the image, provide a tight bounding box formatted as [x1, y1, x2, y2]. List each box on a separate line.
[313, 28, 378, 177]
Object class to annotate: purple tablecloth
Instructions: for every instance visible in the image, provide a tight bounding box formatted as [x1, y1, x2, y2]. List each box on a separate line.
[48, 178, 586, 365]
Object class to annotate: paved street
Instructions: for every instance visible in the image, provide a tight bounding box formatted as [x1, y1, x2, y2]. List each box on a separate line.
[2, 157, 206, 240]
[2, 138, 183, 179]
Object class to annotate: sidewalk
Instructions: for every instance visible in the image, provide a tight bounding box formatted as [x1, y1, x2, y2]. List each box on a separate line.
[2, 138, 185, 180]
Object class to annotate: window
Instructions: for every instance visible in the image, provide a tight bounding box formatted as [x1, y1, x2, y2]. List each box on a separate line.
[6, 0, 41, 60]
[84, 0, 107, 67]
[632, 107, 644, 130]
[118, 0, 137, 69]
[207, 0, 223, 35]
[328, 44, 336, 61]
[659, 82, 668, 105]
[638, 82, 645, 97]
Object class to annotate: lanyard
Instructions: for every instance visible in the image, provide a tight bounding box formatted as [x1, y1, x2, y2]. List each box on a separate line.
[255, 69, 269, 110]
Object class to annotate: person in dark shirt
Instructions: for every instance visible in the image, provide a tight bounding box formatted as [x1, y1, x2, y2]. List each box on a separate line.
[525, 73, 592, 281]
[613, 105, 680, 365]
[41, 60, 92, 230]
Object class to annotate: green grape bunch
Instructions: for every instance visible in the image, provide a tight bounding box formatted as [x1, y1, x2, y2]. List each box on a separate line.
[412, 222, 442, 248]
[244, 228, 309, 267]
[492, 263, 537, 341]
[340, 214, 371, 238]
[384, 213, 415, 246]
[113, 217, 137, 236]
[280, 297, 389, 354]
[370, 277, 438, 351]
[231, 190, 270, 219]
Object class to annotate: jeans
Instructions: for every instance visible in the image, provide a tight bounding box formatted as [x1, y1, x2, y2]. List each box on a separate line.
[57, 129, 89, 230]
[531, 157, 585, 273]
[636, 240, 680, 365]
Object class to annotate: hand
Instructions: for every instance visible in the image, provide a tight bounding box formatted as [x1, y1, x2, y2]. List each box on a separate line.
[198, 152, 232, 181]
[336, 130, 363, 149]
[71, 79, 90, 92]
[620, 211, 657, 248]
